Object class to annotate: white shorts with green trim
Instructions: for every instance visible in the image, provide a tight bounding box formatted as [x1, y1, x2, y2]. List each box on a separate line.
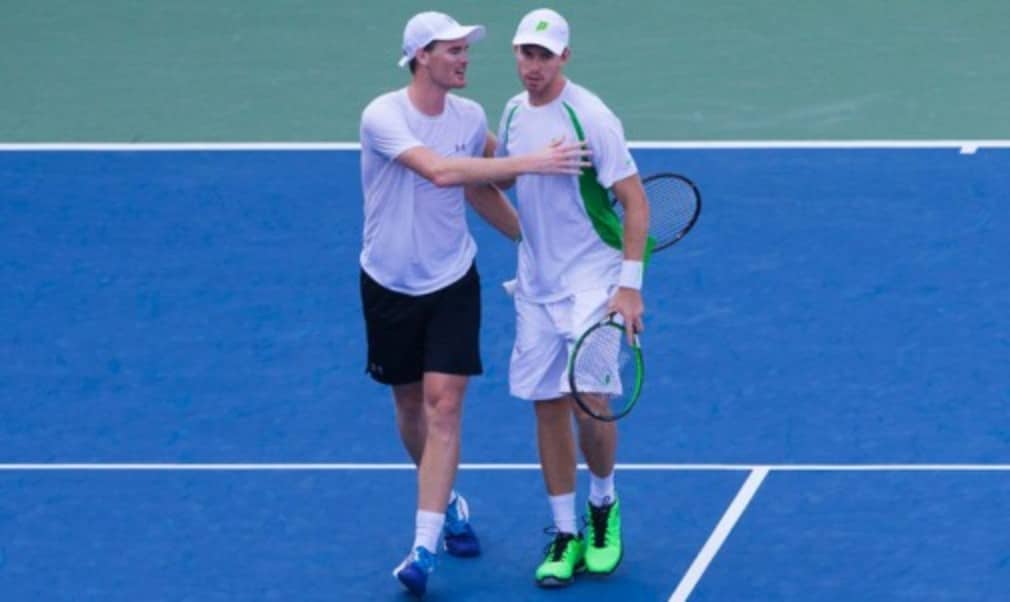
[509, 286, 615, 401]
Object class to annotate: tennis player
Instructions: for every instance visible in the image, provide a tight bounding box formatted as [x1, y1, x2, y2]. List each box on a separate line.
[494, 8, 650, 587]
[359, 11, 590, 597]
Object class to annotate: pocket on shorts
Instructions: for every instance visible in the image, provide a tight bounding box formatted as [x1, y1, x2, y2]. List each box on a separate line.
[567, 286, 617, 341]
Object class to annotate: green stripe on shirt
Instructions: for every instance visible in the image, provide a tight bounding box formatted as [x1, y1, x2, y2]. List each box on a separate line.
[561, 101, 654, 262]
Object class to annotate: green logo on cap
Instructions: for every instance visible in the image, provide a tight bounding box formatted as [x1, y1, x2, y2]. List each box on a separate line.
[535, 20, 549, 31]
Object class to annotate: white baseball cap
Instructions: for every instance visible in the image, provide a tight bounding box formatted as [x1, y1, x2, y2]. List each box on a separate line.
[512, 8, 569, 55]
[398, 11, 486, 68]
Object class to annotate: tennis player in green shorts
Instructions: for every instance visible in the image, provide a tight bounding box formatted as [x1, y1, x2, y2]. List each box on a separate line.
[494, 8, 650, 588]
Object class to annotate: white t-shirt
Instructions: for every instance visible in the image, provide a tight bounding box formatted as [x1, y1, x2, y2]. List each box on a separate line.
[359, 88, 487, 295]
[496, 80, 638, 303]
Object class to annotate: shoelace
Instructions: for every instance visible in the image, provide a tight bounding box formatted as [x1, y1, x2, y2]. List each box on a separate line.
[542, 527, 577, 562]
[444, 497, 468, 534]
[413, 547, 436, 572]
[588, 503, 612, 548]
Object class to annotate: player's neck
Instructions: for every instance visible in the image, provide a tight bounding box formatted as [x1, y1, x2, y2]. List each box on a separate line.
[407, 78, 449, 116]
[528, 75, 567, 107]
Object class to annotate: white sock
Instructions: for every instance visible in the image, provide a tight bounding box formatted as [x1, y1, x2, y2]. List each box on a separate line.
[549, 492, 578, 535]
[412, 510, 445, 554]
[588, 471, 616, 507]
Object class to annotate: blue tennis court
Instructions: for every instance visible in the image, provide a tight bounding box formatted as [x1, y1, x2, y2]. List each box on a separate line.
[2, 144, 1009, 600]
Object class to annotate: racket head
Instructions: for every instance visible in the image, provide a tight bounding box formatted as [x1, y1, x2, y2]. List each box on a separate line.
[612, 172, 702, 251]
[567, 317, 644, 422]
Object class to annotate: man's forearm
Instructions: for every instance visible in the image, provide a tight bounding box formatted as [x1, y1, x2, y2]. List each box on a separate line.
[465, 184, 521, 240]
[432, 155, 534, 187]
[398, 142, 587, 188]
[621, 204, 649, 260]
[399, 146, 534, 187]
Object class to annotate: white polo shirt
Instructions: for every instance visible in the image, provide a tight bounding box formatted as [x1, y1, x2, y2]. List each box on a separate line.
[359, 88, 487, 295]
[496, 80, 638, 303]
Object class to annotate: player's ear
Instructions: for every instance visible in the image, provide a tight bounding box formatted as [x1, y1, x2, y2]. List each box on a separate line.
[415, 40, 439, 70]
[559, 48, 571, 64]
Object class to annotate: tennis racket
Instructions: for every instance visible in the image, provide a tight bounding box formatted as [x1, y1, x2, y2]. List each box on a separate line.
[567, 173, 698, 421]
[568, 314, 644, 422]
[612, 172, 702, 252]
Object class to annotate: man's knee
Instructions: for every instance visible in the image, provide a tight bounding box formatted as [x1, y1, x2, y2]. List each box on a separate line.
[424, 382, 463, 427]
[425, 393, 462, 421]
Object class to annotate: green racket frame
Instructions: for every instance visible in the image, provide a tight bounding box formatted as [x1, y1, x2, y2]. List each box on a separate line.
[568, 317, 644, 422]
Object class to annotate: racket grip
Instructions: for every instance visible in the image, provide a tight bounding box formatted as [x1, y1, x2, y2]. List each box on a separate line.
[502, 278, 517, 297]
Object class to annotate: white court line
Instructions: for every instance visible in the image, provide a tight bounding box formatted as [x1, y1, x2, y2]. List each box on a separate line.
[669, 467, 769, 602]
[1, 140, 1009, 152]
[629, 140, 1010, 151]
[1, 462, 1001, 598]
[0, 142, 360, 151]
[3, 463, 1010, 471]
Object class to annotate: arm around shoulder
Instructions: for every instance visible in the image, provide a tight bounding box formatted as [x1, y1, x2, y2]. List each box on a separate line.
[397, 146, 533, 187]
[392, 130, 590, 187]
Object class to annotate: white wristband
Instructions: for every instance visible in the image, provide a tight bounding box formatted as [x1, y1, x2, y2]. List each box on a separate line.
[618, 260, 643, 290]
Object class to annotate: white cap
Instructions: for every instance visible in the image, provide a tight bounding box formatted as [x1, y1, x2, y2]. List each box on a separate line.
[512, 8, 569, 55]
[398, 11, 486, 68]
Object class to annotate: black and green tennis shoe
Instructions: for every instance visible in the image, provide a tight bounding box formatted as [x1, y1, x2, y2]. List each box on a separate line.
[535, 530, 585, 587]
[584, 496, 623, 574]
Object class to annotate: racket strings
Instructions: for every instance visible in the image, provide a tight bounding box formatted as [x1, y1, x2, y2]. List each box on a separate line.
[612, 174, 700, 250]
[571, 323, 639, 419]
[643, 177, 699, 246]
[572, 325, 623, 393]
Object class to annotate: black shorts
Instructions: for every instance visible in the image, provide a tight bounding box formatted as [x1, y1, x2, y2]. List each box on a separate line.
[360, 263, 483, 385]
